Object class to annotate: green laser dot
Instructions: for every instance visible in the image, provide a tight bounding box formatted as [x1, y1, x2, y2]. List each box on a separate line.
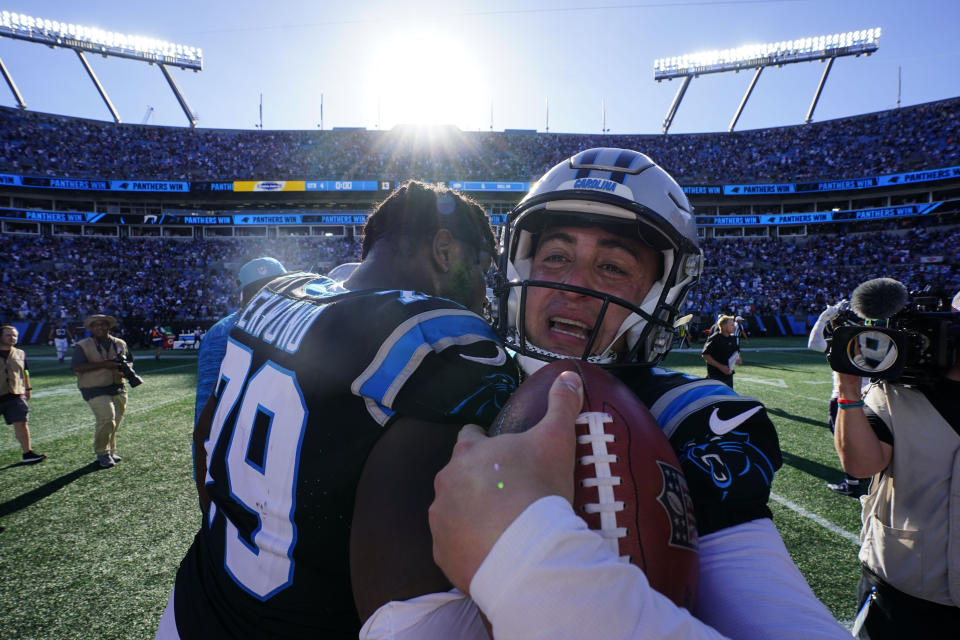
[497, 481, 504, 490]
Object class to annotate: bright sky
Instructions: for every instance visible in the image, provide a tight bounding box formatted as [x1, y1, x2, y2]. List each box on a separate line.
[2, 0, 958, 134]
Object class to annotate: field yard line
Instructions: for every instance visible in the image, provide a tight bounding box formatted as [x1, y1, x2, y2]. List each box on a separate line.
[770, 491, 861, 546]
[1, 391, 194, 451]
[29, 388, 77, 399]
[734, 379, 829, 404]
[30, 363, 195, 398]
[736, 376, 786, 387]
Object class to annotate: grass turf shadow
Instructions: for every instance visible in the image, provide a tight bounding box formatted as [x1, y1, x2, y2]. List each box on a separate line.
[767, 406, 829, 430]
[0, 462, 102, 518]
[780, 450, 845, 484]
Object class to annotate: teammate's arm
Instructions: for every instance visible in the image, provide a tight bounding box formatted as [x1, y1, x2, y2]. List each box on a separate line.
[350, 417, 461, 622]
[193, 392, 216, 511]
[693, 519, 850, 639]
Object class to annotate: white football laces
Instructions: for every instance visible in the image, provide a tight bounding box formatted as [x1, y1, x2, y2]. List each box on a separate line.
[576, 411, 628, 562]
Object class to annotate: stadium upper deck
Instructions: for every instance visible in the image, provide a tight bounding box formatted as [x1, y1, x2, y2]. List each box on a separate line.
[1, 97, 957, 327]
[1, 97, 958, 185]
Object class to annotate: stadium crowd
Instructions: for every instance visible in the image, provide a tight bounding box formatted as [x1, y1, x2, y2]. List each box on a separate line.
[1, 222, 956, 331]
[691, 223, 960, 318]
[0, 234, 360, 327]
[1, 97, 957, 185]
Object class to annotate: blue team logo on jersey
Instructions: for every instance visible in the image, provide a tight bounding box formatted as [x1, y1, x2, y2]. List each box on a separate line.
[449, 372, 517, 421]
[678, 429, 774, 499]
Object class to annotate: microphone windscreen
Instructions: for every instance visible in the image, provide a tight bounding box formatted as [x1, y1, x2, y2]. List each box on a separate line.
[850, 278, 909, 320]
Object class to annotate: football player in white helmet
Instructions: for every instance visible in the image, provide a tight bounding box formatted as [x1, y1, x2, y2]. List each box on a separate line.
[495, 147, 703, 369]
[363, 150, 849, 640]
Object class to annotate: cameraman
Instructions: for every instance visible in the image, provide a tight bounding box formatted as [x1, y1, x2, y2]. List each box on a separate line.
[834, 306, 960, 637]
[72, 314, 133, 469]
[808, 301, 870, 498]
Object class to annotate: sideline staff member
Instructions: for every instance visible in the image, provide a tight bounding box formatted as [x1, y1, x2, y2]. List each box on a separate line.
[72, 314, 132, 468]
[701, 314, 741, 388]
[0, 325, 45, 463]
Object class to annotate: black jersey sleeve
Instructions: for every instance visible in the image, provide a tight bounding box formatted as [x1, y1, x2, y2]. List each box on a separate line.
[350, 299, 519, 428]
[626, 368, 783, 536]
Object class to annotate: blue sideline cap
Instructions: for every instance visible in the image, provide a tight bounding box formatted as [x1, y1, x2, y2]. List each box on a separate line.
[238, 257, 287, 288]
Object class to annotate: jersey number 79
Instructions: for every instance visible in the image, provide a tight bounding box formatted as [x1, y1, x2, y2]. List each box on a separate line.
[204, 338, 309, 600]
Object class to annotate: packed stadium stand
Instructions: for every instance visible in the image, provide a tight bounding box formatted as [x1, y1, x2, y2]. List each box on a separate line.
[1, 99, 957, 342]
[1, 98, 958, 183]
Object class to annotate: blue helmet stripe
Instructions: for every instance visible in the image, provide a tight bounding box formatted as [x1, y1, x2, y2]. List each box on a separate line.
[609, 149, 639, 184]
[573, 149, 601, 179]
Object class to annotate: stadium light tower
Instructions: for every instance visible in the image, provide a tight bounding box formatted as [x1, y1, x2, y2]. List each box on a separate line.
[0, 10, 202, 127]
[654, 28, 881, 133]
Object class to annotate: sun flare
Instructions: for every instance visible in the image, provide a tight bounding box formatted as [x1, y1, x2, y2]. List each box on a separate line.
[369, 30, 488, 129]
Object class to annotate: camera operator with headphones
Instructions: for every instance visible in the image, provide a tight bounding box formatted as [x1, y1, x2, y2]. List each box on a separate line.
[830, 281, 960, 638]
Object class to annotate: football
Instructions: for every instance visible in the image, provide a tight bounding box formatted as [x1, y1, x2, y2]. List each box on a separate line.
[489, 359, 699, 610]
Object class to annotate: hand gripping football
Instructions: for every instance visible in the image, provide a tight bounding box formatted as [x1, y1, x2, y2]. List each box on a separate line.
[489, 359, 699, 610]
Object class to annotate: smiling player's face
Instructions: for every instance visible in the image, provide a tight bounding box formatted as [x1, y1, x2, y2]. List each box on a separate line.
[523, 225, 659, 357]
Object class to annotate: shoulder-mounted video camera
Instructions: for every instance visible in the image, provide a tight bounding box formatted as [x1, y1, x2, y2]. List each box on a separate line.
[826, 279, 960, 385]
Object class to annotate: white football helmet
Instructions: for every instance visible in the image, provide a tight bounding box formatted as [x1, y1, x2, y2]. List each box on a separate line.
[495, 148, 703, 367]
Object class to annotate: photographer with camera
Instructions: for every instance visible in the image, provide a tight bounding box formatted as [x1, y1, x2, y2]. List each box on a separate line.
[72, 314, 138, 468]
[829, 281, 960, 638]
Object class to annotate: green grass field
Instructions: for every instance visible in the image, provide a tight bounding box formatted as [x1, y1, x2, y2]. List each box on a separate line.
[0, 339, 864, 637]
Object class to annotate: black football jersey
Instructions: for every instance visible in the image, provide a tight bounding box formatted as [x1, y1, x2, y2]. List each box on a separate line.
[613, 366, 782, 536]
[173, 274, 519, 638]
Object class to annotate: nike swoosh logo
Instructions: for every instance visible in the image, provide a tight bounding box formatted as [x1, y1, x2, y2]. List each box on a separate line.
[708, 405, 763, 435]
[460, 345, 507, 367]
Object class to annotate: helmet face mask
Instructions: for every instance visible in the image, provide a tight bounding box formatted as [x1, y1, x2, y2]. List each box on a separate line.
[509, 278, 657, 363]
[495, 148, 703, 368]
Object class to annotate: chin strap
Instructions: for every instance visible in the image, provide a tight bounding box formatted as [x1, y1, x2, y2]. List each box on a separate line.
[508, 331, 619, 379]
